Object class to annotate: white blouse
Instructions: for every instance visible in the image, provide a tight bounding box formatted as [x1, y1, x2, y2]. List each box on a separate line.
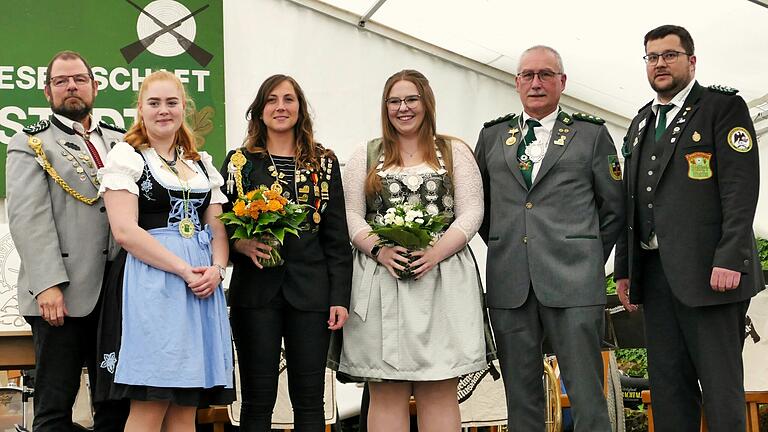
[342, 139, 484, 243]
[98, 142, 228, 205]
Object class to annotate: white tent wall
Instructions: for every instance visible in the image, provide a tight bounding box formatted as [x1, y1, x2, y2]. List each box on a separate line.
[757, 131, 768, 238]
[223, 0, 522, 160]
[222, 0, 630, 158]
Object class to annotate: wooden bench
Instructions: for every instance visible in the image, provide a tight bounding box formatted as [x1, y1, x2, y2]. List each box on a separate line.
[642, 389, 768, 432]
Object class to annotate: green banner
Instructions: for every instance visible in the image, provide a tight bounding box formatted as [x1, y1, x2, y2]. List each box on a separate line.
[0, 0, 225, 197]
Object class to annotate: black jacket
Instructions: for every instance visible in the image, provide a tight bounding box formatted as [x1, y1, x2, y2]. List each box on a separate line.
[220, 147, 352, 311]
[614, 82, 764, 307]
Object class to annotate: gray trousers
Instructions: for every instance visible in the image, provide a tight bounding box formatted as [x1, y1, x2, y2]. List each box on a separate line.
[490, 288, 611, 432]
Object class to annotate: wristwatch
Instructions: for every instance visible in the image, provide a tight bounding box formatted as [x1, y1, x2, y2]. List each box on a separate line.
[370, 244, 382, 258]
[214, 264, 227, 281]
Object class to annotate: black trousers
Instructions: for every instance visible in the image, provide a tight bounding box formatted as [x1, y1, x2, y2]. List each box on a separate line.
[230, 292, 331, 432]
[27, 297, 129, 432]
[641, 250, 749, 432]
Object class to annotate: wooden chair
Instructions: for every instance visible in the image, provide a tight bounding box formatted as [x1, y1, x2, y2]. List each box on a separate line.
[642, 389, 768, 432]
[746, 392, 768, 432]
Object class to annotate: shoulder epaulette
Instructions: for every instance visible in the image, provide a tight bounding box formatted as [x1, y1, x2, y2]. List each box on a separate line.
[23, 119, 50, 135]
[557, 111, 573, 125]
[483, 113, 516, 128]
[572, 112, 605, 125]
[99, 120, 126, 133]
[707, 84, 738, 95]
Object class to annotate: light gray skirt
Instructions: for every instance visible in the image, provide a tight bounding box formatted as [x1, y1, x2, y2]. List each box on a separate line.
[334, 246, 491, 381]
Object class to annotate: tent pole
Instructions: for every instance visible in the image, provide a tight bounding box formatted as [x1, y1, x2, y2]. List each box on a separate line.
[358, 0, 387, 27]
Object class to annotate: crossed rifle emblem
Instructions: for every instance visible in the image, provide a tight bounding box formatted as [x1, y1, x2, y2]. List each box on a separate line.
[121, 0, 213, 67]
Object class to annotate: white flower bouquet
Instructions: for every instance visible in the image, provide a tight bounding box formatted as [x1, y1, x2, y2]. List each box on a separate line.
[369, 203, 447, 279]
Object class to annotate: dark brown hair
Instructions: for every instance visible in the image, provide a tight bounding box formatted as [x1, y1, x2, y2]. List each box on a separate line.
[364, 69, 453, 198]
[243, 74, 330, 170]
[45, 50, 94, 86]
[644, 25, 695, 55]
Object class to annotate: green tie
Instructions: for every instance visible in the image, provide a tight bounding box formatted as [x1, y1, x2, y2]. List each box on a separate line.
[655, 105, 673, 141]
[517, 118, 541, 188]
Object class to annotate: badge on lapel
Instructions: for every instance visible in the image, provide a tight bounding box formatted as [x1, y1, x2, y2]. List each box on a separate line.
[685, 152, 713, 180]
[506, 128, 519, 146]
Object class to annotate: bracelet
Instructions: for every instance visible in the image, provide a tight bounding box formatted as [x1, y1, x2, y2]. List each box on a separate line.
[213, 264, 227, 281]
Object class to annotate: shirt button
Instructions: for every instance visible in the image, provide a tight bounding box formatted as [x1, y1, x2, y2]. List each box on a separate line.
[648, 203, 653, 209]
[651, 155, 657, 161]
[102, 249, 108, 255]
[646, 186, 652, 192]
[525, 202, 533, 209]
[648, 170, 654, 176]
[100, 207, 106, 213]
[523, 235, 528, 244]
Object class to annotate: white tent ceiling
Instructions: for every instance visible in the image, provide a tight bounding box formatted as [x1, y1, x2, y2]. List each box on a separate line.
[312, 0, 768, 129]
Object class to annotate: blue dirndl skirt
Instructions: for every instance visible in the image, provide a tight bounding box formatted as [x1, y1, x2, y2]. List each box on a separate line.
[95, 225, 234, 406]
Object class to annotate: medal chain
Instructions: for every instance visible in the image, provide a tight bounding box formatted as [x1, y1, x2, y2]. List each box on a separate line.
[157, 147, 194, 236]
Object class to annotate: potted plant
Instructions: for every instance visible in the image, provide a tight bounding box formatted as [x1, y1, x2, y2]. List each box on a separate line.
[757, 237, 768, 283]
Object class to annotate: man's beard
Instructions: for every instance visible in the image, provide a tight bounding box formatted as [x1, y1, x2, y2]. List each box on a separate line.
[650, 73, 691, 100]
[51, 96, 92, 122]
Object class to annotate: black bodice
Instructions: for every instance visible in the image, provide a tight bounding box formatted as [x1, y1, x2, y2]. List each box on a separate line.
[135, 153, 212, 231]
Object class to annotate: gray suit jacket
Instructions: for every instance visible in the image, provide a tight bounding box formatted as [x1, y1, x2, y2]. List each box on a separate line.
[7, 116, 123, 317]
[475, 110, 625, 309]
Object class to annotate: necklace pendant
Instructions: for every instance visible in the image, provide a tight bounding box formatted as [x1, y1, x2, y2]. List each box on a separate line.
[179, 218, 196, 239]
[271, 181, 283, 194]
[313, 211, 321, 224]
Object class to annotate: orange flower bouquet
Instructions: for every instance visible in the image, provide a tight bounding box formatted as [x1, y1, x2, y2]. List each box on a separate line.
[219, 185, 309, 267]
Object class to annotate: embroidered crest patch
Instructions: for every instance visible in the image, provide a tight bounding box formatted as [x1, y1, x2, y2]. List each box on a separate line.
[685, 152, 713, 180]
[608, 155, 622, 181]
[727, 127, 752, 152]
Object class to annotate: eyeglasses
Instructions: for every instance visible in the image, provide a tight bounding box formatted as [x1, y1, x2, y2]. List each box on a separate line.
[517, 70, 563, 83]
[49, 73, 92, 87]
[385, 94, 421, 111]
[643, 51, 688, 65]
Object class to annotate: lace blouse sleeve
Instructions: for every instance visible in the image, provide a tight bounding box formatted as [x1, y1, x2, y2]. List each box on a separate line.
[199, 151, 228, 205]
[342, 145, 372, 241]
[97, 142, 143, 196]
[447, 140, 484, 242]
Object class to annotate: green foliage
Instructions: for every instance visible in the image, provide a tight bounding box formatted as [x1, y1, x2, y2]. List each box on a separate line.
[624, 405, 648, 432]
[616, 348, 648, 378]
[606, 274, 617, 295]
[757, 237, 768, 270]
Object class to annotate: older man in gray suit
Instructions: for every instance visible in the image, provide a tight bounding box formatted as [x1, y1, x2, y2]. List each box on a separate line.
[6, 51, 128, 431]
[474, 45, 625, 431]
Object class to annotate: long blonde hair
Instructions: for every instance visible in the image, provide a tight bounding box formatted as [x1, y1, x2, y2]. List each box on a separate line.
[123, 70, 201, 161]
[364, 69, 453, 198]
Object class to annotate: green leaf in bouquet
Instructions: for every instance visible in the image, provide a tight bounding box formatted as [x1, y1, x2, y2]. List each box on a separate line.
[258, 211, 281, 224]
[233, 226, 250, 240]
[270, 227, 286, 244]
[406, 227, 433, 249]
[371, 227, 423, 250]
[218, 213, 246, 226]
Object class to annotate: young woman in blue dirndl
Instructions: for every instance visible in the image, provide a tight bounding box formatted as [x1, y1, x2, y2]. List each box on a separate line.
[94, 71, 234, 432]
